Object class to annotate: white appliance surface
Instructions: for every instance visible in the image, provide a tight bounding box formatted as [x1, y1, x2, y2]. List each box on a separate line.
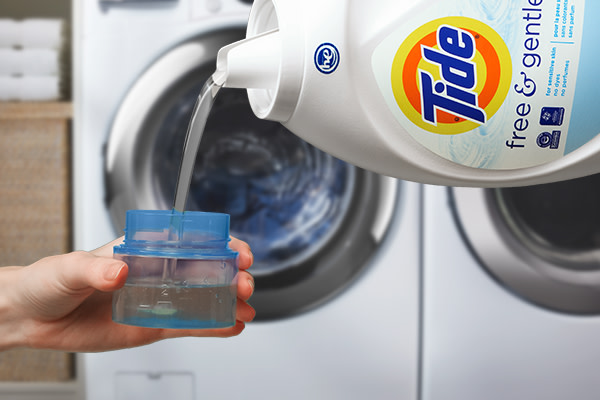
[422, 184, 600, 400]
[74, 0, 421, 398]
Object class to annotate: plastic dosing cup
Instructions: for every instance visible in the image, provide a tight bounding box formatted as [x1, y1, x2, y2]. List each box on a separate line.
[112, 210, 238, 329]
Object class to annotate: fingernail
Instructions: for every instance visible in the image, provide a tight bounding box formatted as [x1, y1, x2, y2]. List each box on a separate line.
[247, 278, 255, 292]
[105, 262, 125, 281]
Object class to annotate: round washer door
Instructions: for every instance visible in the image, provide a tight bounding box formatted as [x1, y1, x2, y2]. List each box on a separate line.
[105, 28, 400, 320]
[452, 174, 600, 315]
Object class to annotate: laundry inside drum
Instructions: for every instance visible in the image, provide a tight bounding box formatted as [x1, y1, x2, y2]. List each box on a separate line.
[152, 86, 355, 275]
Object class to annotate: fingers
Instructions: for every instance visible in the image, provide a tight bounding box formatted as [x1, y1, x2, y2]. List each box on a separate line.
[235, 270, 256, 323]
[236, 270, 254, 301]
[156, 320, 247, 340]
[236, 298, 256, 323]
[230, 236, 253, 270]
[155, 300, 253, 341]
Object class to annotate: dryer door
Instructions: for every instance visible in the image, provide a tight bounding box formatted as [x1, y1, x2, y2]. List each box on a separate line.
[105, 29, 399, 320]
[452, 174, 600, 314]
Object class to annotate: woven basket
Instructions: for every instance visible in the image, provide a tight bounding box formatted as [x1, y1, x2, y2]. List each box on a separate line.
[0, 101, 74, 381]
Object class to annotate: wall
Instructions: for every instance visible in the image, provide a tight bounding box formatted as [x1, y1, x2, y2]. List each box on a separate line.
[0, 0, 71, 19]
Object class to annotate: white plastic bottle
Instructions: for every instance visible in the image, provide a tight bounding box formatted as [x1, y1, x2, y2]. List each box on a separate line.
[215, 0, 600, 187]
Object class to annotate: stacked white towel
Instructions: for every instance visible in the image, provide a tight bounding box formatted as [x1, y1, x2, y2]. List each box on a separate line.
[0, 49, 60, 76]
[0, 19, 64, 101]
[0, 76, 60, 101]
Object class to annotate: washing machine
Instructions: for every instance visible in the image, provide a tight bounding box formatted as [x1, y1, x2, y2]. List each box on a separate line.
[421, 179, 600, 400]
[73, 0, 421, 399]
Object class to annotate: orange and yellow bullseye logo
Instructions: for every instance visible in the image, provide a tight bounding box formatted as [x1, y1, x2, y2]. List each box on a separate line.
[392, 17, 512, 135]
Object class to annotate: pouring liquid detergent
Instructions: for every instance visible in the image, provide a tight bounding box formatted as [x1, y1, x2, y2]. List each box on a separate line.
[211, 0, 600, 187]
[111, 78, 238, 329]
[115, 0, 600, 326]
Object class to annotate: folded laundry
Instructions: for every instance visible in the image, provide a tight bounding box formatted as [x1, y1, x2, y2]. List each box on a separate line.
[0, 19, 64, 49]
[0, 48, 60, 76]
[0, 20, 19, 48]
[0, 76, 61, 101]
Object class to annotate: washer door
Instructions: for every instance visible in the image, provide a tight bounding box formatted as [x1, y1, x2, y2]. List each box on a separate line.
[105, 29, 399, 319]
[452, 174, 600, 314]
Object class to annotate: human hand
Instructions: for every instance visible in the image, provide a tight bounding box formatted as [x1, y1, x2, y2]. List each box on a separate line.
[0, 237, 255, 352]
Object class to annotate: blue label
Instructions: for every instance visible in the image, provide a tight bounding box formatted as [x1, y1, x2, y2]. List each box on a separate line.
[540, 107, 565, 126]
[314, 43, 340, 74]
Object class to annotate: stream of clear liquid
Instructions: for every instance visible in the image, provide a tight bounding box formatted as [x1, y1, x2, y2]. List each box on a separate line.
[162, 75, 223, 285]
[173, 75, 223, 212]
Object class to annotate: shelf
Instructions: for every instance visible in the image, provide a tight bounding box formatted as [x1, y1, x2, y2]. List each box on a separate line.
[0, 102, 72, 120]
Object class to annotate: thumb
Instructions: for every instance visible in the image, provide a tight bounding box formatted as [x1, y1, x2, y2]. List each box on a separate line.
[45, 251, 128, 294]
[17, 252, 128, 322]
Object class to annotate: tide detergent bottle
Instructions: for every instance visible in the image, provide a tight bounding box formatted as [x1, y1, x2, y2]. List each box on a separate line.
[214, 0, 600, 187]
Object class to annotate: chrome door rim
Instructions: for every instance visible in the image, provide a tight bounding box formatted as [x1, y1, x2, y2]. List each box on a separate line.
[452, 187, 600, 314]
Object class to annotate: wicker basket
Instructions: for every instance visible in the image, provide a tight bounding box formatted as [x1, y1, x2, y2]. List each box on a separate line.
[0, 101, 73, 381]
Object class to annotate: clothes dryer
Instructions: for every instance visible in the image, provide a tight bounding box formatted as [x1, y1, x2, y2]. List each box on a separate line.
[422, 179, 600, 400]
[74, 1, 421, 398]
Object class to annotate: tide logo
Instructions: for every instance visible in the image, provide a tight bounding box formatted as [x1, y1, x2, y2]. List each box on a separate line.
[392, 17, 512, 135]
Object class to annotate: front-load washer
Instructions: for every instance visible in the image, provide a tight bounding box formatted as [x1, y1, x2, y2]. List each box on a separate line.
[421, 178, 600, 400]
[73, 1, 421, 399]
